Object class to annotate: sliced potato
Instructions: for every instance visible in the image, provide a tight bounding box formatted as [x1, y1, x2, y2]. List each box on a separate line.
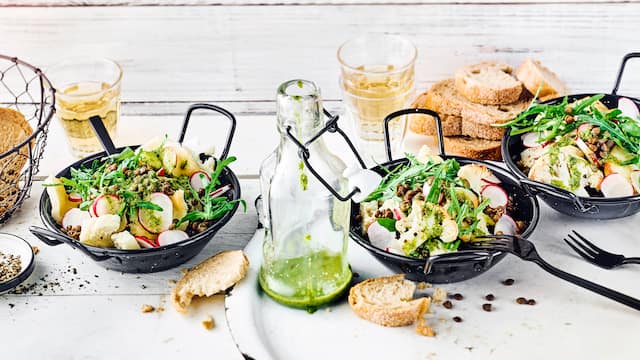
[45, 175, 78, 224]
[170, 189, 189, 231]
[111, 231, 141, 250]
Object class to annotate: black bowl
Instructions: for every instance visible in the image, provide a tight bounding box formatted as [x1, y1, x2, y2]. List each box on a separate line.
[502, 93, 640, 219]
[348, 108, 540, 284]
[29, 145, 242, 273]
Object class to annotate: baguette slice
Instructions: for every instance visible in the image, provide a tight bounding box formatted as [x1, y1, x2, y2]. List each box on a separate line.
[461, 92, 532, 126]
[348, 274, 430, 327]
[422, 79, 468, 117]
[455, 62, 523, 105]
[515, 58, 569, 101]
[441, 136, 502, 161]
[172, 250, 249, 313]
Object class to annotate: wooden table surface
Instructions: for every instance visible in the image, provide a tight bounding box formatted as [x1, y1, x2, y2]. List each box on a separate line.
[1, 1, 640, 359]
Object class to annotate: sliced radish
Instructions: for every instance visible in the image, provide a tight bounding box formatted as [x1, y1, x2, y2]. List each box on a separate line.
[92, 194, 121, 217]
[138, 192, 173, 234]
[392, 208, 404, 220]
[210, 184, 231, 199]
[576, 123, 592, 138]
[575, 137, 599, 165]
[68, 192, 82, 203]
[481, 185, 508, 208]
[189, 171, 211, 192]
[600, 173, 634, 197]
[522, 132, 542, 148]
[367, 221, 396, 250]
[62, 208, 91, 229]
[481, 177, 501, 186]
[135, 236, 158, 249]
[157, 230, 189, 246]
[494, 214, 517, 235]
[156, 168, 166, 176]
[618, 97, 640, 120]
[632, 170, 640, 194]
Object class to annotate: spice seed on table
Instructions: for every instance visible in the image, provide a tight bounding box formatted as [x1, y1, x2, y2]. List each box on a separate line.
[453, 316, 463, 323]
[516, 297, 527, 304]
[502, 278, 515, 286]
[482, 303, 492, 312]
[485, 294, 495, 301]
[527, 299, 537, 305]
[452, 293, 464, 301]
[443, 300, 453, 309]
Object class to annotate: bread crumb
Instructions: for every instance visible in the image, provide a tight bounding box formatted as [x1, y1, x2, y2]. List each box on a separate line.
[31, 246, 39, 255]
[432, 288, 447, 304]
[417, 282, 432, 290]
[416, 318, 436, 337]
[141, 304, 155, 313]
[156, 306, 164, 313]
[202, 315, 215, 330]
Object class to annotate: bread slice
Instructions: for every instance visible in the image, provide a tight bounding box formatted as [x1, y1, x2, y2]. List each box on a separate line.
[0, 107, 33, 216]
[172, 250, 249, 313]
[461, 120, 505, 141]
[461, 92, 532, 126]
[515, 58, 569, 101]
[455, 62, 523, 105]
[422, 79, 468, 117]
[409, 113, 462, 136]
[441, 136, 502, 161]
[348, 274, 430, 327]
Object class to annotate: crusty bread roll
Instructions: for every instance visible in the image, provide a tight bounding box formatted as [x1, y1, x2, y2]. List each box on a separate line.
[515, 58, 569, 101]
[172, 250, 249, 313]
[455, 62, 523, 105]
[348, 274, 430, 327]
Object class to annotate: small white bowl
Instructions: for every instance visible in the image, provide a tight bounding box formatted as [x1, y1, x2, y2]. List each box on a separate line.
[0, 233, 35, 294]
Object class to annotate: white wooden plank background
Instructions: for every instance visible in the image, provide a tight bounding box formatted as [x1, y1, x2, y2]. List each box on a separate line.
[1, 3, 639, 105]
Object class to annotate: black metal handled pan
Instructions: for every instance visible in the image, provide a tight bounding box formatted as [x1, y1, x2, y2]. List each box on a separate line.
[29, 104, 242, 273]
[502, 52, 640, 219]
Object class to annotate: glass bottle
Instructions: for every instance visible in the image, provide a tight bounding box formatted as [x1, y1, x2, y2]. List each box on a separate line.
[258, 79, 352, 312]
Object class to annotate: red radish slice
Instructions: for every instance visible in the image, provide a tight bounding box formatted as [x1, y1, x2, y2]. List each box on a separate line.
[522, 132, 543, 148]
[68, 193, 82, 203]
[92, 194, 121, 217]
[138, 192, 174, 234]
[156, 168, 166, 176]
[367, 221, 396, 250]
[575, 137, 599, 165]
[392, 208, 404, 220]
[494, 214, 517, 236]
[210, 184, 232, 199]
[632, 170, 640, 194]
[157, 230, 189, 246]
[481, 176, 501, 186]
[62, 208, 91, 229]
[618, 97, 640, 119]
[135, 236, 158, 249]
[600, 173, 634, 198]
[481, 185, 508, 208]
[576, 123, 592, 138]
[189, 171, 211, 192]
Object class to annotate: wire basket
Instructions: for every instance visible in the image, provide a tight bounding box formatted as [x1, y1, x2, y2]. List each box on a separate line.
[0, 55, 55, 225]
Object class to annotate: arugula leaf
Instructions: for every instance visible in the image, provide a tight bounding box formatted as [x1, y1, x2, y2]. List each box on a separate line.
[376, 218, 396, 232]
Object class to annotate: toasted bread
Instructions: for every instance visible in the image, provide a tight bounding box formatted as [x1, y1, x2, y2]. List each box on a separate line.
[455, 62, 523, 105]
[461, 92, 532, 126]
[460, 120, 505, 141]
[440, 136, 502, 161]
[348, 274, 430, 327]
[515, 58, 569, 102]
[422, 79, 468, 117]
[409, 90, 462, 136]
[172, 250, 249, 313]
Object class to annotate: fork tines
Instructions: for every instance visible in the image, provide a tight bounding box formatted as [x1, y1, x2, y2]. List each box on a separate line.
[564, 232, 597, 260]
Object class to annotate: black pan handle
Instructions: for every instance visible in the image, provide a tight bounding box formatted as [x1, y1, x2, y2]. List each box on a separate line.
[424, 250, 496, 275]
[384, 108, 445, 162]
[89, 115, 117, 155]
[519, 179, 598, 214]
[178, 103, 236, 160]
[29, 226, 112, 262]
[612, 52, 640, 96]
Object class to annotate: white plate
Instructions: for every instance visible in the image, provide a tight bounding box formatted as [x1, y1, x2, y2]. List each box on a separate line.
[226, 222, 640, 360]
[0, 232, 35, 294]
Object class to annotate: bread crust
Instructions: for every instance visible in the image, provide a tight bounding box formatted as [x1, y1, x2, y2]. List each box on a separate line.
[441, 136, 502, 161]
[515, 58, 569, 102]
[460, 119, 505, 141]
[422, 79, 467, 116]
[455, 62, 523, 105]
[348, 274, 429, 327]
[461, 92, 532, 125]
[172, 250, 249, 313]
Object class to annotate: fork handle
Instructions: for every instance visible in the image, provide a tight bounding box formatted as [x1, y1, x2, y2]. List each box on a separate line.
[623, 257, 640, 265]
[533, 258, 640, 311]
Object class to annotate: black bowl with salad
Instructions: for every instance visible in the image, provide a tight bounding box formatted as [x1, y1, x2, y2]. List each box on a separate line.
[350, 109, 540, 284]
[30, 104, 244, 273]
[501, 54, 640, 219]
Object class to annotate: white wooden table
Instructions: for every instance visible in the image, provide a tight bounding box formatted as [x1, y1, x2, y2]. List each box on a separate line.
[1, 1, 640, 359]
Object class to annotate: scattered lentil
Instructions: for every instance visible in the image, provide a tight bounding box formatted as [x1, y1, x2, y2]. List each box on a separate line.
[453, 316, 463, 323]
[516, 297, 527, 304]
[482, 303, 492, 312]
[452, 293, 464, 301]
[527, 299, 536, 306]
[502, 278, 515, 286]
[485, 294, 495, 301]
[0, 251, 22, 282]
[442, 300, 453, 309]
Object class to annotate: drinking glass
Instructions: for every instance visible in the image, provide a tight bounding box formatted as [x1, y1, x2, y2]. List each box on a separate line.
[46, 58, 122, 157]
[338, 34, 417, 163]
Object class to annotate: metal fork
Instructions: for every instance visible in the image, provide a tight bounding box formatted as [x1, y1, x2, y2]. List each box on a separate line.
[564, 230, 640, 269]
[471, 235, 640, 311]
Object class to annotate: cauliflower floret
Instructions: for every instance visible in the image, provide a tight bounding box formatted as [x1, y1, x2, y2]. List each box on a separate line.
[417, 145, 444, 164]
[520, 147, 548, 169]
[79, 214, 121, 248]
[359, 201, 379, 234]
[111, 230, 141, 250]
